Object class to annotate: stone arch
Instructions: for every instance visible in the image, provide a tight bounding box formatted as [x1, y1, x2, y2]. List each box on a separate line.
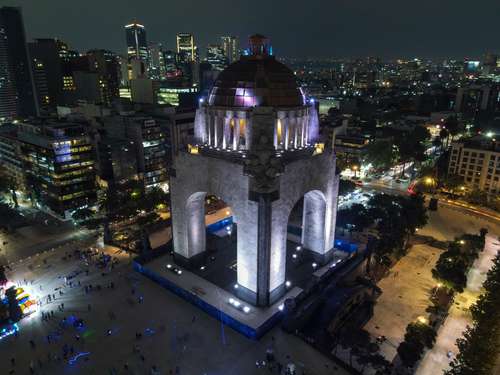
[301, 190, 327, 253]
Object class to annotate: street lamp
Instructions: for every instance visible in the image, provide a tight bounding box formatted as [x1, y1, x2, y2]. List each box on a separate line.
[417, 316, 428, 324]
[352, 165, 359, 178]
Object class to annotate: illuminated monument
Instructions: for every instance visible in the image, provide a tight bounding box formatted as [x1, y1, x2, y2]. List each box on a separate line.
[136, 35, 341, 338]
[170, 35, 339, 307]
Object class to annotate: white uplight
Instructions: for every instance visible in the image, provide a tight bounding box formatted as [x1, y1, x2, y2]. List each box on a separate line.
[312, 262, 318, 268]
[278, 304, 284, 311]
[285, 281, 291, 288]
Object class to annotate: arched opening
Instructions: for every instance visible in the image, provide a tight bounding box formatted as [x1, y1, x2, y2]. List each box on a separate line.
[285, 190, 327, 288]
[185, 192, 238, 290]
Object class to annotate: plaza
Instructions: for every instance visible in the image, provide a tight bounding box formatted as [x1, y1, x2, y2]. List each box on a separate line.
[0, 236, 349, 375]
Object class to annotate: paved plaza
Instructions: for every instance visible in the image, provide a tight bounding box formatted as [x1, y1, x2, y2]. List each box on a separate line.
[0, 236, 349, 375]
[364, 203, 500, 369]
[364, 244, 442, 360]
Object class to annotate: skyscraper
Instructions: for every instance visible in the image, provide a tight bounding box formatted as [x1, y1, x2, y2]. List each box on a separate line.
[125, 23, 148, 63]
[221, 36, 239, 64]
[176, 33, 195, 62]
[148, 42, 166, 80]
[28, 38, 67, 111]
[206, 44, 227, 71]
[0, 7, 38, 120]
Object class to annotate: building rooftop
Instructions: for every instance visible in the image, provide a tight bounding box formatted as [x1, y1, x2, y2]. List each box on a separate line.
[454, 135, 500, 152]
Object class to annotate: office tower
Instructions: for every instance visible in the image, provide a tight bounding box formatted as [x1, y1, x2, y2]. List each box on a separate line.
[176, 33, 195, 62]
[28, 38, 71, 111]
[86, 49, 121, 102]
[30, 57, 50, 113]
[3, 120, 97, 219]
[206, 44, 227, 71]
[58, 41, 79, 96]
[164, 50, 180, 80]
[221, 35, 239, 63]
[0, 7, 38, 120]
[0, 22, 17, 120]
[125, 22, 148, 63]
[148, 42, 166, 80]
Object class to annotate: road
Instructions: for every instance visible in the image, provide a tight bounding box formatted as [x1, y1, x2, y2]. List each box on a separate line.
[416, 235, 499, 375]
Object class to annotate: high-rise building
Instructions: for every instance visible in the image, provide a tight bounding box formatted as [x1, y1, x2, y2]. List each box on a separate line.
[125, 22, 148, 63]
[206, 44, 227, 71]
[0, 120, 97, 219]
[164, 50, 181, 81]
[221, 35, 239, 64]
[86, 49, 121, 102]
[448, 136, 500, 197]
[0, 7, 38, 120]
[28, 38, 71, 111]
[148, 42, 166, 80]
[176, 33, 195, 62]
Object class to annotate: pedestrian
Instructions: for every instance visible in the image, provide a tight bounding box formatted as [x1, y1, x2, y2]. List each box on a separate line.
[10, 357, 15, 366]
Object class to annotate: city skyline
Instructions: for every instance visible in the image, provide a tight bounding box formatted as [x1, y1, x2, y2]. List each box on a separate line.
[3, 0, 500, 59]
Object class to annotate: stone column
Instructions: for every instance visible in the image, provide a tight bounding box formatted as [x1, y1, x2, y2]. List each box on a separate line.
[300, 115, 306, 147]
[213, 114, 219, 147]
[223, 116, 231, 149]
[207, 113, 212, 146]
[244, 116, 252, 150]
[233, 117, 240, 150]
[256, 193, 272, 306]
[293, 116, 299, 149]
[283, 117, 290, 150]
[273, 119, 279, 149]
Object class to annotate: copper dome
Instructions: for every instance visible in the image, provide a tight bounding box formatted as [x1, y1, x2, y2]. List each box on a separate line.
[207, 54, 305, 108]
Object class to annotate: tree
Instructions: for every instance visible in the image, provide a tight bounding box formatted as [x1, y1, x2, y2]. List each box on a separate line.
[446, 252, 500, 375]
[337, 203, 371, 234]
[363, 139, 395, 171]
[404, 322, 436, 349]
[397, 340, 423, 368]
[397, 321, 436, 368]
[338, 179, 356, 197]
[464, 189, 488, 206]
[71, 207, 94, 222]
[0, 264, 7, 286]
[441, 174, 464, 194]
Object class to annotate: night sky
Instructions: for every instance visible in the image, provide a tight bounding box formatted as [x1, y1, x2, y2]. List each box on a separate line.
[4, 0, 500, 59]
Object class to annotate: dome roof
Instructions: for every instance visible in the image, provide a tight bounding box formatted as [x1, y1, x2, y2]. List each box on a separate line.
[208, 55, 305, 108]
